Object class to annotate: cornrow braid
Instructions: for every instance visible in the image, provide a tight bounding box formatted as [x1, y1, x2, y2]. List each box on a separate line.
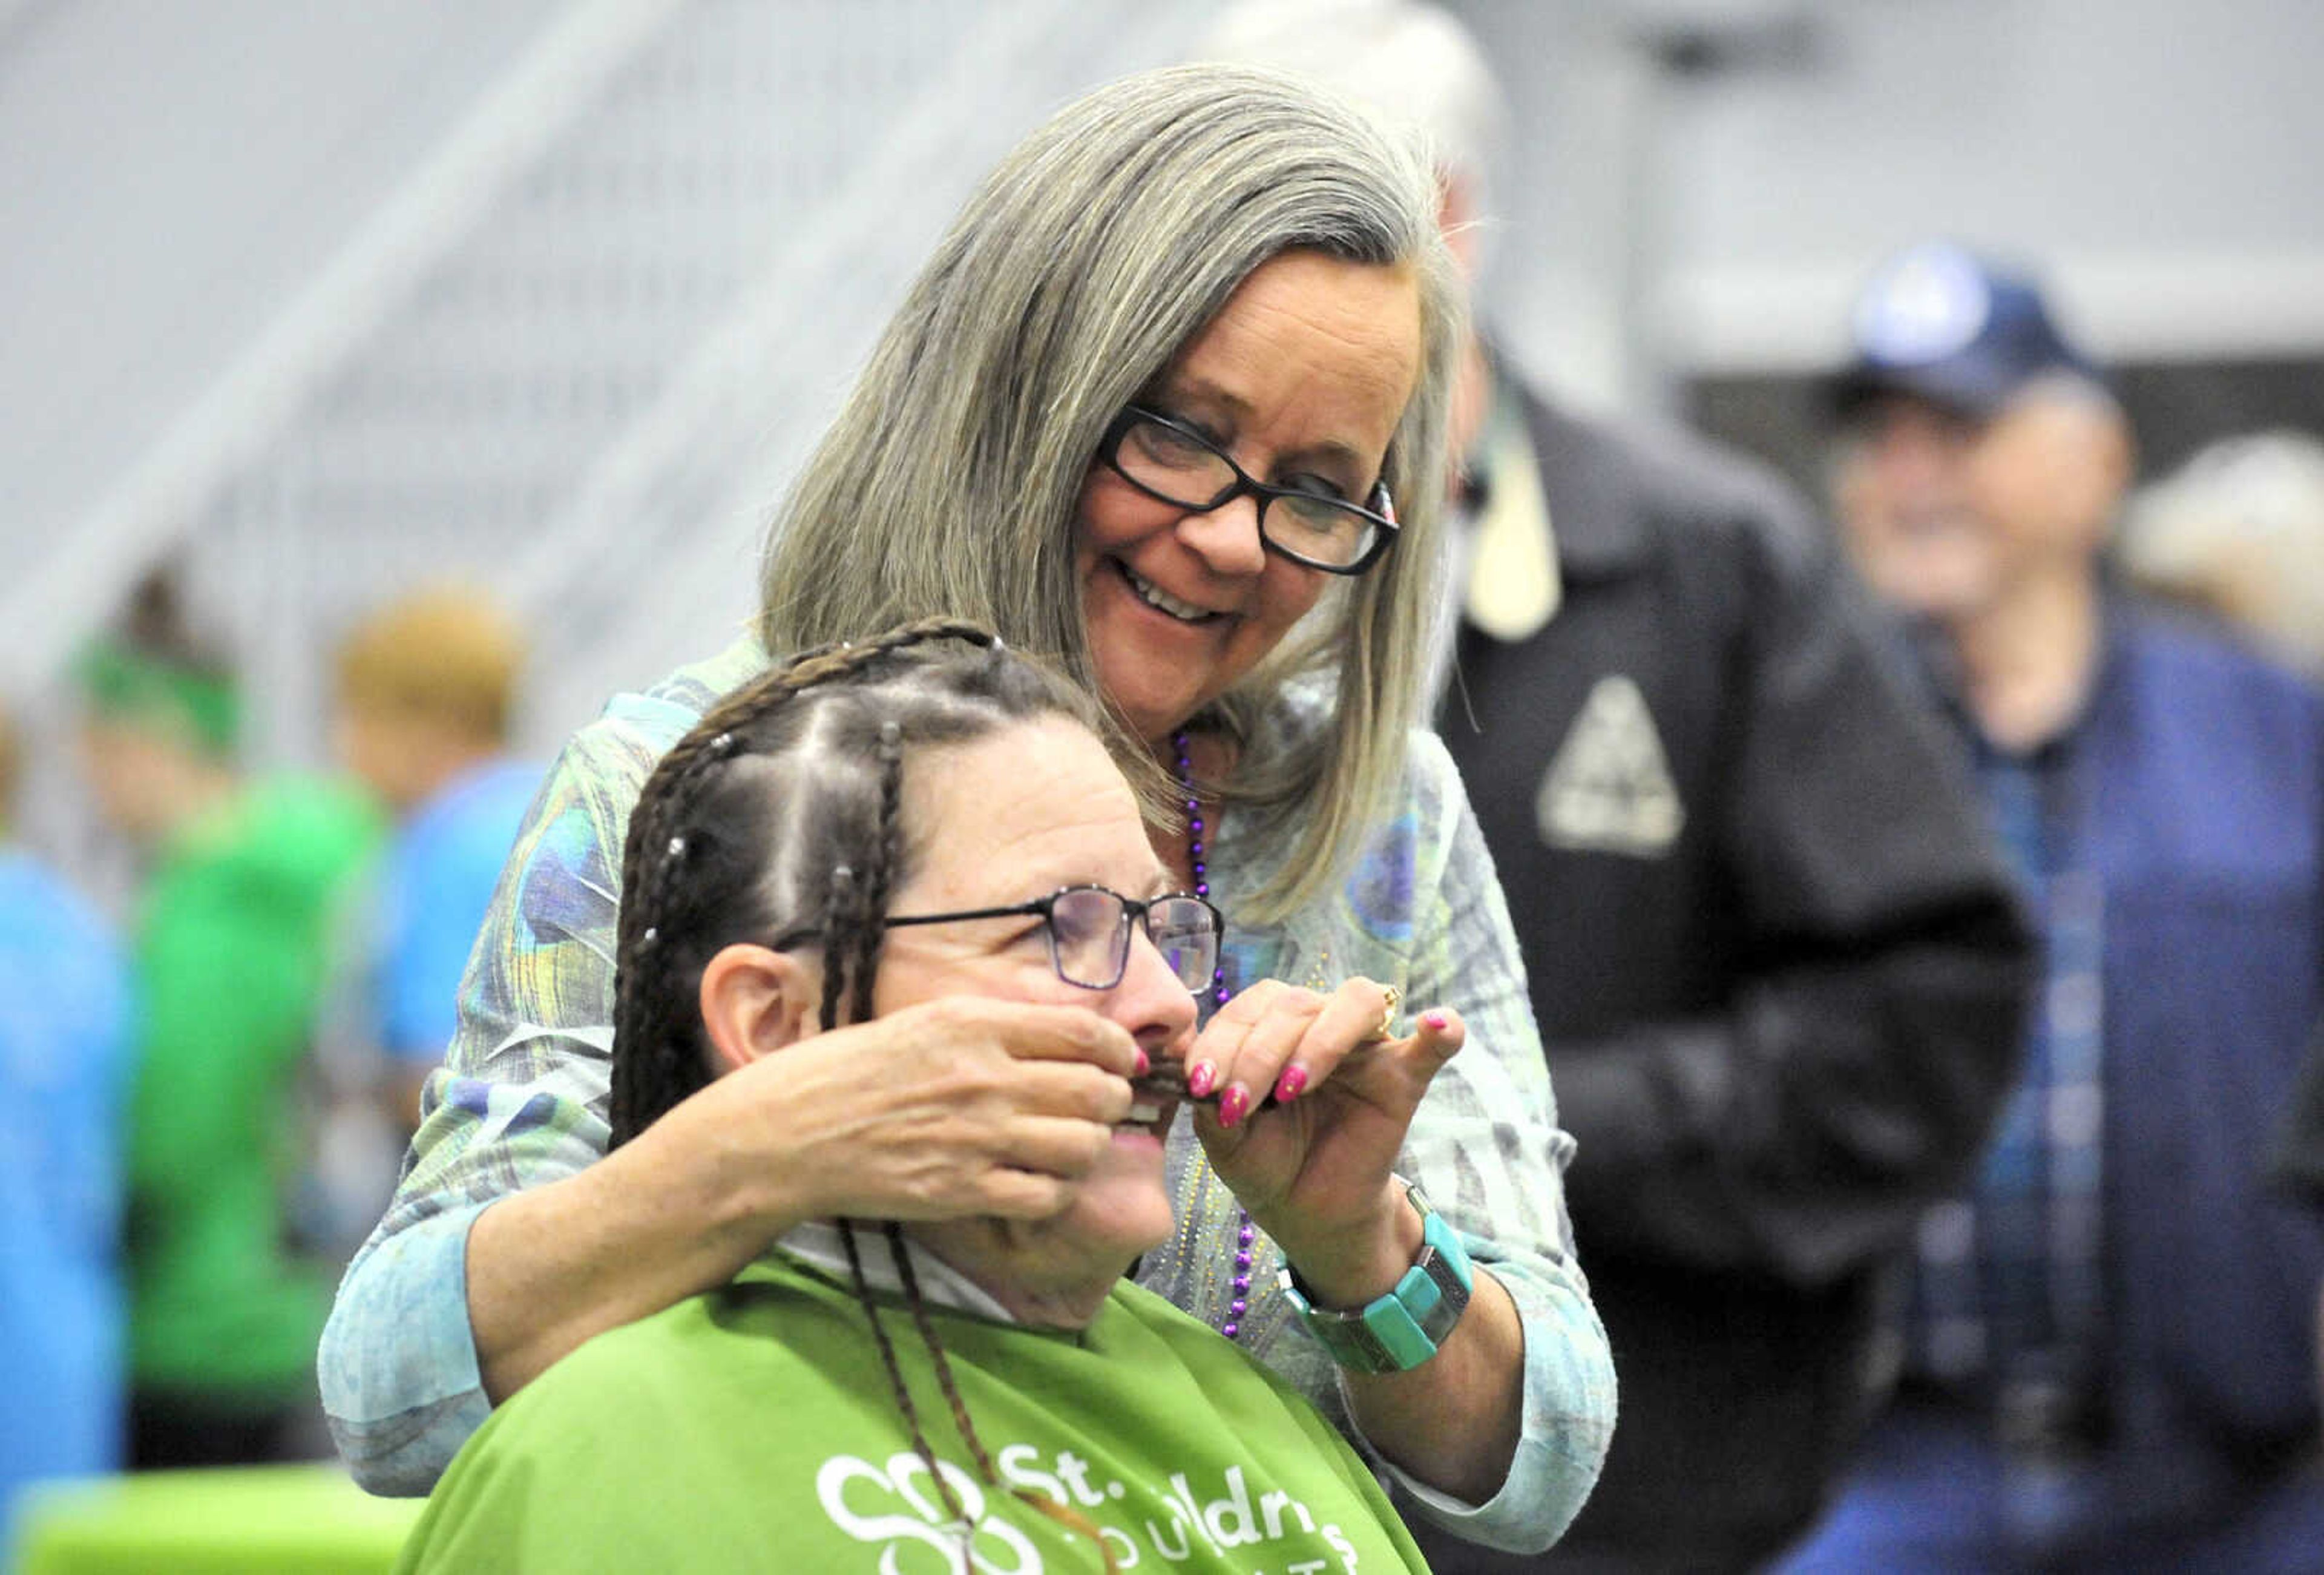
[607, 716, 756, 1148]
[851, 721, 909, 1027]
[818, 864, 861, 1037]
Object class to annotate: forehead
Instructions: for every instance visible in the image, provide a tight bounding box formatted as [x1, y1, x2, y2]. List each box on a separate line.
[1159, 249, 1422, 441]
[898, 717, 1162, 903]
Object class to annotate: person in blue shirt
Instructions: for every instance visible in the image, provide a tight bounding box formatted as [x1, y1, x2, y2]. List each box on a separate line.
[1778, 241, 2324, 1572]
[332, 588, 541, 1131]
[0, 699, 131, 1556]
[296, 590, 541, 1261]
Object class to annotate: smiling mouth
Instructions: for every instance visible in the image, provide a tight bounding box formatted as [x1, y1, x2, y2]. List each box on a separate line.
[1117, 560, 1221, 625]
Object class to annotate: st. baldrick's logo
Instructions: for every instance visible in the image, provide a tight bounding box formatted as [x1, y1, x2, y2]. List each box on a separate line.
[815, 1448, 1367, 1572]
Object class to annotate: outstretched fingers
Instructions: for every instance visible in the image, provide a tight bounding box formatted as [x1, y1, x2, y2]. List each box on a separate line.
[1188, 977, 1410, 1126]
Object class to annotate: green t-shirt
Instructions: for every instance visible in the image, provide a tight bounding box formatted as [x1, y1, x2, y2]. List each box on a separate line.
[126, 774, 382, 1400]
[398, 1252, 1431, 1573]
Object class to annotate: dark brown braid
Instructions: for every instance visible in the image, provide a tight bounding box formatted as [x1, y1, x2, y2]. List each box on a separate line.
[881, 1224, 1123, 1574]
[836, 1220, 974, 1528]
[849, 721, 909, 1027]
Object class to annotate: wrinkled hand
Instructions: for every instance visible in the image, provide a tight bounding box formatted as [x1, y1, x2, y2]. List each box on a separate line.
[660, 995, 1143, 1236]
[1186, 979, 1465, 1306]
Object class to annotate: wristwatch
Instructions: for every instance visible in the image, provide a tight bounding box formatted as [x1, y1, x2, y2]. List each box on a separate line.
[1278, 1179, 1474, 1373]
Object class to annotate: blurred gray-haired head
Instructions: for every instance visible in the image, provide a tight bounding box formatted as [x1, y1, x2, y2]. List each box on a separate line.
[1197, 0, 1509, 254]
[754, 61, 1462, 921]
[2121, 430, 2324, 677]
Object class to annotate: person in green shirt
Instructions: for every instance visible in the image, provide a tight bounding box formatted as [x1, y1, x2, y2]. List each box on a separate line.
[399, 624, 1461, 1573]
[77, 572, 383, 1465]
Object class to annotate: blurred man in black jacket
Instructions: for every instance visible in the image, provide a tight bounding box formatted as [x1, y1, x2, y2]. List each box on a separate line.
[1203, 5, 2034, 1568]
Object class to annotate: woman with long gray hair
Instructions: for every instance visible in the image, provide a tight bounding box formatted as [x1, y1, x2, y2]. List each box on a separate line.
[323, 62, 1614, 1556]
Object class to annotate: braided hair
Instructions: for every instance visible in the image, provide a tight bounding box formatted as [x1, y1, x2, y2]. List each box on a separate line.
[608, 616, 1099, 1146]
[606, 616, 1121, 1568]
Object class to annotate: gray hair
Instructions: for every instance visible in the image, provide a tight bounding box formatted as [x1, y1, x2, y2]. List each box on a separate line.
[755, 62, 1463, 921]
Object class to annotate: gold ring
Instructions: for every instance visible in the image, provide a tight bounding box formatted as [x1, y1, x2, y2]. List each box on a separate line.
[1365, 984, 1402, 1042]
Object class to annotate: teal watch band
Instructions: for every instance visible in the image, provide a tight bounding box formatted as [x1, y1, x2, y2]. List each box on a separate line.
[1278, 1180, 1475, 1374]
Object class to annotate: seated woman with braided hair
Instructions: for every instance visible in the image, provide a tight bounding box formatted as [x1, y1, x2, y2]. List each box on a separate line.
[396, 623, 1443, 1572]
[328, 63, 1614, 1556]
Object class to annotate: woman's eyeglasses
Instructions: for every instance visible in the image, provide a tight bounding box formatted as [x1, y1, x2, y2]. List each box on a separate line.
[886, 884, 1225, 993]
[1098, 406, 1399, 575]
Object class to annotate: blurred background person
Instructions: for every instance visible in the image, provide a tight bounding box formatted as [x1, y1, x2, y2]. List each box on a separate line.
[1201, 6, 2030, 1570]
[2119, 427, 2324, 680]
[299, 587, 542, 1260]
[1779, 241, 2324, 1571]
[76, 570, 383, 1468]
[0, 698, 133, 1556]
[332, 585, 539, 1132]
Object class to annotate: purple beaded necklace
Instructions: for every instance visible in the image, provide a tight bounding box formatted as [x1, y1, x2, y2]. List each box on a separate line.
[1173, 728, 1258, 1341]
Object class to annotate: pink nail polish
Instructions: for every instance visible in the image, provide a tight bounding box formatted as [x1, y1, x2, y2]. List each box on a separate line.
[1274, 1065, 1308, 1102]
[1422, 1010, 1449, 1031]
[1218, 1085, 1251, 1127]
[1187, 1061, 1217, 1099]
[1133, 1047, 1151, 1076]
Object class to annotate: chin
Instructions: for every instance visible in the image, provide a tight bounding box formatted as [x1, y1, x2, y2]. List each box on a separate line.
[1096, 666, 1198, 748]
[1063, 1179, 1177, 1269]
[958, 1171, 1175, 1323]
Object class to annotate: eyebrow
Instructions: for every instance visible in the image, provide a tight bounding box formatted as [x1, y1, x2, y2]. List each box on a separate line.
[1154, 377, 1371, 476]
[1000, 866, 1177, 902]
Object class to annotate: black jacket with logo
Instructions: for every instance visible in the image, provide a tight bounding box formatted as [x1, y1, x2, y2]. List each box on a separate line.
[1422, 382, 2032, 1573]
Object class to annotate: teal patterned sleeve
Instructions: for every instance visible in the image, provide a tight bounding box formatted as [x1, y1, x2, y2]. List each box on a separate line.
[319, 640, 764, 1494]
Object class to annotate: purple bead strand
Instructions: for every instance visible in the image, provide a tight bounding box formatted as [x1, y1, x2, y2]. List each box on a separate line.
[1172, 729, 1230, 1010]
[1173, 728, 1252, 1340]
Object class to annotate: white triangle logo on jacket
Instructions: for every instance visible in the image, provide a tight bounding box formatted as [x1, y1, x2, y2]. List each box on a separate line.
[1536, 675, 1685, 856]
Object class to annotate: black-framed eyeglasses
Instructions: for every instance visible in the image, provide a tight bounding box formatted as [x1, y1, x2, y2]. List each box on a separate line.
[885, 884, 1225, 994]
[1099, 406, 1400, 575]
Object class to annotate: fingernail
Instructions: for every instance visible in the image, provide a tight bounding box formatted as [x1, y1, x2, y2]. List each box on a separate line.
[1273, 1065, 1308, 1103]
[1133, 1047, 1151, 1076]
[1218, 1085, 1251, 1127]
[1422, 1010, 1449, 1031]
[1187, 1061, 1217, 1099]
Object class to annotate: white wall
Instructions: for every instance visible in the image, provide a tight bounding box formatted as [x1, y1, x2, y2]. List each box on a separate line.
[0, 0, 567, 553]
[1455, 0, 2324, 406]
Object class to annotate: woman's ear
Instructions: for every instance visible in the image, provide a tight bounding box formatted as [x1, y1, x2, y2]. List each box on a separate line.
[698, 944, 823, 1076]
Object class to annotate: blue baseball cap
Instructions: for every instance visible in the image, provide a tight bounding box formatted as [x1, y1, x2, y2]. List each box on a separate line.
[1836, 242, 2098, 418]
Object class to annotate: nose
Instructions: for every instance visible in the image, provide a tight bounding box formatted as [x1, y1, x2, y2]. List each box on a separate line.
[1175, 488, 1270, 579]
[1110, 923, 1199, 1056]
